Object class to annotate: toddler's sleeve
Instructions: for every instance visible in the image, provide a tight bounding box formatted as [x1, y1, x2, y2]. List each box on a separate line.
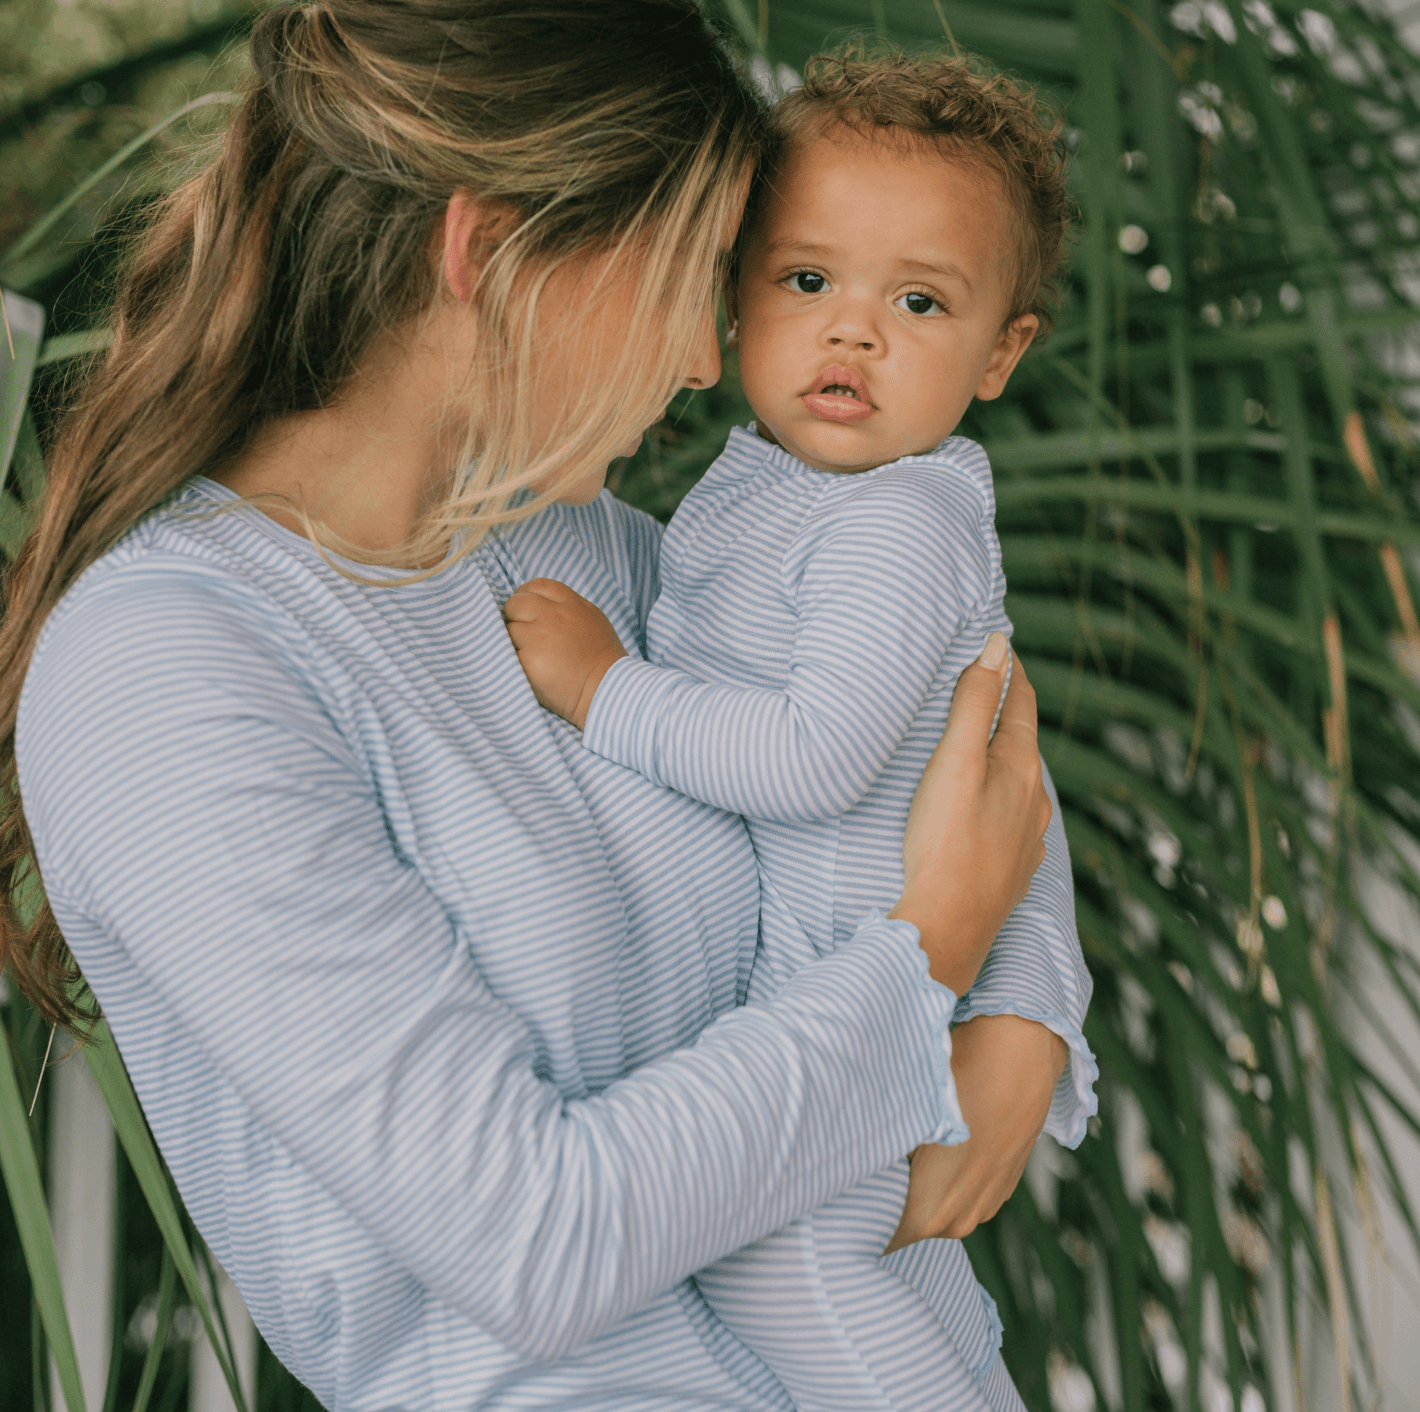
[583, 471, 993, 822]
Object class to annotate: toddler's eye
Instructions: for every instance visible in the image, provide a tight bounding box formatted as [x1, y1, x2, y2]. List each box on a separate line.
[897, 291, 942, 316]
[788, 271, 827, 294]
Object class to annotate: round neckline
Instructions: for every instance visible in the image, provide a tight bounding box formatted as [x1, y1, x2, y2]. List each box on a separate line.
[729, 423, 958, 483]
[185, 475, 465, 584]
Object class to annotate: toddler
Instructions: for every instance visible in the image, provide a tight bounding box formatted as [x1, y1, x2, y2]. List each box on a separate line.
[506, 49, 1094, 1412]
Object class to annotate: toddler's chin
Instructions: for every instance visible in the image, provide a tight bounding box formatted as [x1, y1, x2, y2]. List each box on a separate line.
[757, 415, 896, 476]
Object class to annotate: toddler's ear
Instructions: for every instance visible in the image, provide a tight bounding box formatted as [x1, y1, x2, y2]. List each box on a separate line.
[974, 315, 1039, 402]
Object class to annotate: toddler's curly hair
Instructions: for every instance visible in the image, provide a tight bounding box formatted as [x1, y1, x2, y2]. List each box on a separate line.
[770, 46, 1073, 335]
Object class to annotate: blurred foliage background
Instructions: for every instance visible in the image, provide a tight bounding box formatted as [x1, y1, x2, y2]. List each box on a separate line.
[6, 0, 1420, 1410]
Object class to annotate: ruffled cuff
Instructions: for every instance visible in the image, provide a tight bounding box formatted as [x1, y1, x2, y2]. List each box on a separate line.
[863, 911, 971, 1148]
[950, 995, 1099, 1149]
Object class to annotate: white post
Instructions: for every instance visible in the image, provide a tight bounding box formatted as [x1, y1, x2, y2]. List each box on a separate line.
[189, 1254, 257, 1412]
[1347, 853, 1420, 1411]
[47, 1039, 115, 1412]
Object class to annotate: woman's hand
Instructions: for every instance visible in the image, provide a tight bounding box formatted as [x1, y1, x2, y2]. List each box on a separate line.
[885, 1013, 1068, 1251]
[504, 579, 627, 728]
[890, 633, 1051, 996]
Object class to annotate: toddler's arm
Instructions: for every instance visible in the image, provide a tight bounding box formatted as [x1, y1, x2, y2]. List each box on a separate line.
[509, 471, 995, 823]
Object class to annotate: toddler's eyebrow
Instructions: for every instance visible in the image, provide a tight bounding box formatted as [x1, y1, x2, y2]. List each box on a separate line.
[896, 258, 973, 292]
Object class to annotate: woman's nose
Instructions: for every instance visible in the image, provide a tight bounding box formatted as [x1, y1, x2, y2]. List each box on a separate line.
[682, 306, 722, 390]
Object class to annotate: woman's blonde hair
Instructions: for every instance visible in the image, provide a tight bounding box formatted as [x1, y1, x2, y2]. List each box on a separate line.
[0, 0, 770, 1026]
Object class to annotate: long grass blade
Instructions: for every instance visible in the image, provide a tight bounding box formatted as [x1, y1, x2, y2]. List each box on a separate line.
[129, 1249, 177, 1412]
[0, 93, 237, 279]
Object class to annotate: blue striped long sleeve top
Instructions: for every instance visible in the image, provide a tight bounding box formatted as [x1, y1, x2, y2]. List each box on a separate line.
[17, 482, 966, 1411]
[583, 428, 1097, 1144]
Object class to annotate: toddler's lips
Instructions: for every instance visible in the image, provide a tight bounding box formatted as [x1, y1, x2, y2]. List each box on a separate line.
[802, 391, 875, 423]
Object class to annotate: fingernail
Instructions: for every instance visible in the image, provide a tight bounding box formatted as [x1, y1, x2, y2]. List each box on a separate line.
[976, 631, 1009, 670]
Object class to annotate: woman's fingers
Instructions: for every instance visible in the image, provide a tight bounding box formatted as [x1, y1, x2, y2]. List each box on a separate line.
[988, 661, 1052, 853]
[889, 1015, 1067, 1247]
[938, 631, 1011, 760]
[990, 653, 1040, 749]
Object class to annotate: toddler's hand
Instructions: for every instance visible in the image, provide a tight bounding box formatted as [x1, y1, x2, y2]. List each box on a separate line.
[504, 578, 627, 729]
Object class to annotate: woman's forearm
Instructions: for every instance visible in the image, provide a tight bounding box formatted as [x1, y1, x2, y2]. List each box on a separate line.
[952, 761, 1099, 1148]
[886, 1012, 1068, 1251]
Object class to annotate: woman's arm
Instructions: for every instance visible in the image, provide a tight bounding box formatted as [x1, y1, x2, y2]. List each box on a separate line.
[886, 656, 1095, 1244]
[887, 1012, 1068, 1250]
[18, 561, 1040, 1362]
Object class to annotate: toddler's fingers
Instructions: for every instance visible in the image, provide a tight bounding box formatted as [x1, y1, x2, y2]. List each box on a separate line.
[513, 577, 575, 602]
[503, 589, 553, 623]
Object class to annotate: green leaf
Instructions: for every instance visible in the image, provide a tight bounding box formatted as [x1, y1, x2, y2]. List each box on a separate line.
[0, 1029, 87, 1412]
[0, 94, 240, 287]
[129, 1249, 177, 1412]
[1, 288, 43, 486]
[35, 329, 113, 370]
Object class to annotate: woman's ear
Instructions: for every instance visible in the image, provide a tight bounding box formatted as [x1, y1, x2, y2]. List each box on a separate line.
[442, 192, 519, 303]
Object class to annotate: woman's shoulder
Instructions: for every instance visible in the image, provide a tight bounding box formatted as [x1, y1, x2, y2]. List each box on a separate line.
[31, 482, 337, 673]
[19, 480, 428, 771]
[514, 490, 663, 565]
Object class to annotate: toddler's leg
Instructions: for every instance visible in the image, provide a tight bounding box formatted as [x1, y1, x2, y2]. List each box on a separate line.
[695, 1161, 993, 1412]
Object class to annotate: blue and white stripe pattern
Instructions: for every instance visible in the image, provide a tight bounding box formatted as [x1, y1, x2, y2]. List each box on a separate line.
[18, 481, 974, 1412]
[583, 426, 1099, 1410]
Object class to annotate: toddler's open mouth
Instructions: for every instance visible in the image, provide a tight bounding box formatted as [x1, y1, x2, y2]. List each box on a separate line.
[802, 365, 875, 424]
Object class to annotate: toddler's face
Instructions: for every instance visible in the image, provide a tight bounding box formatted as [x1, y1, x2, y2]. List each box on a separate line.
[732, 128, 1037, 474]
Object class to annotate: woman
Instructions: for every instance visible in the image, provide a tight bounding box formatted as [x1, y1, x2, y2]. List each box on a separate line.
[1, 3, 1091, 1407]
